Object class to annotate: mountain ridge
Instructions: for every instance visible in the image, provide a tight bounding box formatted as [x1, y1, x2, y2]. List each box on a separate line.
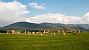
[0, 22, 89, 31]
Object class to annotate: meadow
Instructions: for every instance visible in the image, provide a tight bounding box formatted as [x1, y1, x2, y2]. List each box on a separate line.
[0, 32, 89, 50]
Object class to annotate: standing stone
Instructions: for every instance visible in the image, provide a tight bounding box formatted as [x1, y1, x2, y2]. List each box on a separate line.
[40, 33, 43, 36]
[43, 30, 46, 34]
[62, 30, 66, 35]
[58, 30, 60, 33]
[24, 31, 26, 34]
[7, 31, 9, 34]
[12, 30, 15, 34]
[32, 32, 35, 35]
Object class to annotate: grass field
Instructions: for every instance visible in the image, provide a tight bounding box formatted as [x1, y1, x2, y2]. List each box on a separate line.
[0, 32, 89, 50]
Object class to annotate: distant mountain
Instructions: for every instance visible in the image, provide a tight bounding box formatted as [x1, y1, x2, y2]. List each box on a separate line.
[0, 22, 89, 32]
[0, 22, 43, 30]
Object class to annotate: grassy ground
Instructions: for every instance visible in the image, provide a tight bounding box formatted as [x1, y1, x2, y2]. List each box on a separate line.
[0, 32, 89, 50]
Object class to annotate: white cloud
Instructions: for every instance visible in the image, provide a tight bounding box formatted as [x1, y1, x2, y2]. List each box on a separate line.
[0, 1, 30, 26]
[29, 2, 45, 10]
[82, 12, 89, 24]
[26, 13, 86, 24]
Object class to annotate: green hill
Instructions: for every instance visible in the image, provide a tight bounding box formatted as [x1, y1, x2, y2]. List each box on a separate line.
[0, 22, 89, 31]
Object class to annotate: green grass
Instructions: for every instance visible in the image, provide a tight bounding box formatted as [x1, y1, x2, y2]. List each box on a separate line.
[0, 32, 89, 50]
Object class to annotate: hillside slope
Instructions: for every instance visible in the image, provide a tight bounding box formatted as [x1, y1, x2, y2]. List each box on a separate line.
[0, 22, 89, 31]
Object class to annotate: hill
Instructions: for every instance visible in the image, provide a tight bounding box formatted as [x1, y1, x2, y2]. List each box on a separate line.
[0, 22, 89, 31]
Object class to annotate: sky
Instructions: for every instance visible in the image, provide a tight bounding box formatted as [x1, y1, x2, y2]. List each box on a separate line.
[0, 0, 89, 26]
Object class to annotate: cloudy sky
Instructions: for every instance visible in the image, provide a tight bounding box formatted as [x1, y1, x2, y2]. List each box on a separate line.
[0, 0, 89, 27]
